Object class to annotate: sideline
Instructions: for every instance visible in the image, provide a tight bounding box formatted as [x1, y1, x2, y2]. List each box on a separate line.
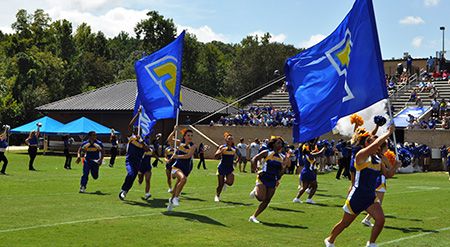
[378, 226, 450, 246]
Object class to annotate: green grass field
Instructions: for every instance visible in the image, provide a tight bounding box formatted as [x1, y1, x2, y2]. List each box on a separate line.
[0, 151, 449, 247]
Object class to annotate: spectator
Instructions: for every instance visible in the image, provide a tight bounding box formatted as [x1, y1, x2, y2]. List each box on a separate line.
[431, 98, 440, 118]
[406, 55, 413, 75]
[427, 56, 435, 72]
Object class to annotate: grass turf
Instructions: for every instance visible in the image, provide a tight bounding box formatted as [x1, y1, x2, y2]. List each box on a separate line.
[0, 151, 449, 246]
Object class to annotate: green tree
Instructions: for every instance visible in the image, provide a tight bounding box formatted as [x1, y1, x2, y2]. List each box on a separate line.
[134, 11, 176, 53]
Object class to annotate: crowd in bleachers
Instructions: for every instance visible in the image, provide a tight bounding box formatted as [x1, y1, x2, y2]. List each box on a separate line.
[212, 106, 295, 127]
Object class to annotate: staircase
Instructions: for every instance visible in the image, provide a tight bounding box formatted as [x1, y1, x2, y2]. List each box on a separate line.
[249, 87, 291, 109]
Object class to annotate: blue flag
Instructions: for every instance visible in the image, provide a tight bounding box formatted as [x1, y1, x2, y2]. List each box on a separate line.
[135, 31, 185, 120]
[285, 0, 387, 143]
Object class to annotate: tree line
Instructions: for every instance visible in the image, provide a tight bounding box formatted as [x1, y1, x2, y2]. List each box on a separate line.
[0, 9, 301, 127]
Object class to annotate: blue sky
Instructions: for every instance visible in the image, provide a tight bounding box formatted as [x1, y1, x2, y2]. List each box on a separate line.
[0, 0, 449, 59]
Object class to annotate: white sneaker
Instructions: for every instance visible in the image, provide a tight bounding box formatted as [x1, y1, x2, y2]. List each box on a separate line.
[249, 188, 256, 199]
[324, 238, 335, 247]
[248, 216, 260, 224]
[366, 241, 378, 247]
[361, 219, 374, 227]
[306, 198, 315, 204]
[167, 201, 173, 211]
[79, 186, 86, 193]
[172, 197, 180, 206]
[214, 195, 220, 202]
[292, 198, 302, 203]
[222, 184, 227, 192]
[118, 190, 127, 200]
[306, 188, 311, 194]
[168, 188, 173, 193]
[144, 193, 151, 200]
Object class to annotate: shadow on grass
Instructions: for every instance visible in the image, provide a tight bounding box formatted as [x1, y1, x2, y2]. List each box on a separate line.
[385, 215, 423, 222]
[83, 190, 110, 196]
[260, 221, 308, 229]
[315, 193, 346, 199]
[270, 206, 304, 213]
[220, 200, 252, 206]
[162, 211, 227, 227]
[181, 196, 207, 202]
[384, 225, 438, 233]
[124, 198, 168, 209]
[312, 203, 342, 208]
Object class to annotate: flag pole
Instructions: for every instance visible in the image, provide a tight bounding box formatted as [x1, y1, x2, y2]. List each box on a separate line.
[173, 107, 180, 152]
[386, 99, 399, 157]
[137, 105, 142, 138]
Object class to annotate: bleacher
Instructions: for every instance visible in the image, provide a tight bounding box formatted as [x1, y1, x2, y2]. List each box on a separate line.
[250, 88, 291, 109]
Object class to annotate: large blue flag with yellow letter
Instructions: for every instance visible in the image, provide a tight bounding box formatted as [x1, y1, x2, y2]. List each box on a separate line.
[285, 0, 387, 143]
[135, 31, 185, 121]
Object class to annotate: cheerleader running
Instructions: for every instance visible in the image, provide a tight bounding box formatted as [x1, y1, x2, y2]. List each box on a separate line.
[248, 136, 290, 223]
[293, 143, 324, 204]
[214, 132, 237, 202]
[324, 125, 395, 247]
[0, 125, 10, 175]
[164, 144, 175, 193]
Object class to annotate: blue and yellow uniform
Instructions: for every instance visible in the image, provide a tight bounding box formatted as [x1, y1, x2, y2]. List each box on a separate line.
[349, 146, 362, 174]
[121, 135, 145, 192]
[173, 142, 194, 177]
[375, 174, 386, 193]
[140, 148, 154, 174]
[165, 146, 175, 170]
[80, 140, 103, 187]
[343, 155, 381, 215]
[217, 145, 236, 176]
[300, 154, 317, 182]
[0, 136, 8, 174]
[257, 151, 285, 188]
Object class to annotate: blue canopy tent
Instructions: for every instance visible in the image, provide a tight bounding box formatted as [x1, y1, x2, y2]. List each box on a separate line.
[10, 116, 65, 134]
[57, 117, 119, 135]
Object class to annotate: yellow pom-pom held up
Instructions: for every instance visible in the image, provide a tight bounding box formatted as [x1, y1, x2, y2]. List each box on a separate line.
[350, 114, 364, 126]
[384, 150, 396, 167]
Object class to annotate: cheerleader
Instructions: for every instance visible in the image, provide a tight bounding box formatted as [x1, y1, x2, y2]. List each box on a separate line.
[119, 110, 148, 200]
[25, 124, 41, 171]
[293, 143, 324, 204]
[361, 142, 398, 227]
[248, 136, 290, 223]
[76, 131, 104, 193]
[167, 128, 196, 211]
[138, 135, 161, 200]
[164, 144, 175, 193]
[0, 125, 10, 174]
[214, 132, 237, 202]
[324, 125, 395, 247]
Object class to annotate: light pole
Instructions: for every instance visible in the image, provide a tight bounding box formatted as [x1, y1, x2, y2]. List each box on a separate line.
[440, 26, 445, 59]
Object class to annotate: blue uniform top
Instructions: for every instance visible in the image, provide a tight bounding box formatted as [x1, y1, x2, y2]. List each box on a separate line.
[0, 138, 8, 151]
[262, 151, 285, 178]
[28, 135, 38, 145]
[354, 155, 381, 193]
[218, 144, 236, 168]
[301, 154, 315, 173]
[126, 135, 145, 164]
[174, 142, 194, 167]
[349, 146, 362, 173]
[80, 140, 103, 161]
[111, 138, 118, 147]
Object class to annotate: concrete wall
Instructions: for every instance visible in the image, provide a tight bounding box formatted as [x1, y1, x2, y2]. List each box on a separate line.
[185, 125, 345, 159]
[383, 58, 427, 76]
[404, 129, 450, 148]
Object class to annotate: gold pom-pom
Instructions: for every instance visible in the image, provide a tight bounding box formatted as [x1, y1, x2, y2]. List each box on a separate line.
[224, 132, 232, 138]
[384, 150, 396, 167]
[350, 114, 364, 126]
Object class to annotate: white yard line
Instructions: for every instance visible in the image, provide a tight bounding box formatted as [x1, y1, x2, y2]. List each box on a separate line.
[378, 226, 450, 246]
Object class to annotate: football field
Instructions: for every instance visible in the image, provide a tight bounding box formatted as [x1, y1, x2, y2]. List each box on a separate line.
[1, 152, 449, 246]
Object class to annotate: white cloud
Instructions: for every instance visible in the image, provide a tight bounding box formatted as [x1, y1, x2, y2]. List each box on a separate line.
[248, 30, 287, 43]
[47, 7, 148, 37]
[412, 36, 424, 48]
[44, 0, 121, 12]
[298, 34, 326, 49]
[399, 16, 425, 25]
[424, 0, 440, 6]
[0, 25, 13, 34]
[177, 24, 227, 43]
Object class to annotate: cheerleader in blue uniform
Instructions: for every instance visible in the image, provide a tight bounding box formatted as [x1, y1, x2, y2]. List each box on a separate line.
[214, 132, 237, 202]
[361, 142, 398, 227]
[0, 125, 10, 174]
[138, 135, 161, 200]
[324, 125, 395, 247]
[76, 131, 104, 193]
[293, 143, 324, 204]
[164, 145, 175, 193]
[167, 128, 196, 211]
[25, 124, 41, 171]
[119, 110, 148, 200]
[248, 136, 290, 223]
